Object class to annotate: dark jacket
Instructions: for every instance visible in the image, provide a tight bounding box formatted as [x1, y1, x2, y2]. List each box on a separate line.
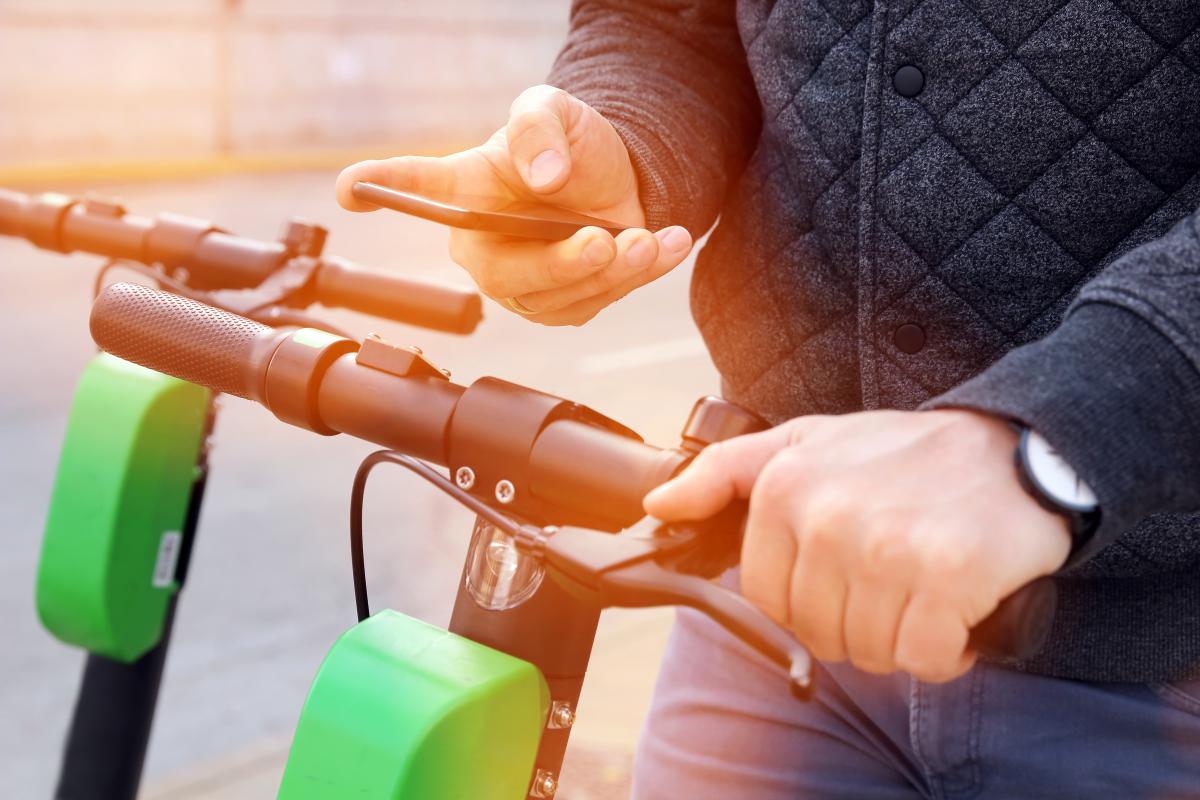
[549, 0, 1200, 682]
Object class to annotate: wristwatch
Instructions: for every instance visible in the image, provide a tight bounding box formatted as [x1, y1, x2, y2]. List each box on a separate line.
[1014, 427, 1102, 555]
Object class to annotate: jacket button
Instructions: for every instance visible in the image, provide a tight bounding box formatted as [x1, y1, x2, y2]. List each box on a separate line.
[894, 323, 926, 354]
[894, 65, 925, 97]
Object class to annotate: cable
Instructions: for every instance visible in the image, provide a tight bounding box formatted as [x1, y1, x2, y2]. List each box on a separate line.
[91, 258, 355, 339]
[349, 450, 531, 622]
[91, 259, 201, 300]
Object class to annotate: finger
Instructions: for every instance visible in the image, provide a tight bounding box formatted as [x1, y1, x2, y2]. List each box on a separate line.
[842, 581, 907, 674]
[788, 542, 849, 662]
[512, 226, 692, 314]
[740, 476, 798, 627]
[504, 227, 656, 314]
[448, 225, 616, 298]
[643, 425, 798, 521]
[506, 85, 574, 194]
[336, 152, 487, 212]
[893, 594, 976, 683]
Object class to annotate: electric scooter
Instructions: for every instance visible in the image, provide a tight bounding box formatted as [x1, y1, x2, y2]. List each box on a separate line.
[88, 281, 1055, 799]
[0, 188, 481, 799]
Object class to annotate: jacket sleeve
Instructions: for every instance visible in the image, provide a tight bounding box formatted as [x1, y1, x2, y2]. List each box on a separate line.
[545, 0, 761, 236]
[926, 208, 1200, 564]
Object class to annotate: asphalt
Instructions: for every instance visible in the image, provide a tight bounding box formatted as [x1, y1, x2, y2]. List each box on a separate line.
[0, 170, 718, 798]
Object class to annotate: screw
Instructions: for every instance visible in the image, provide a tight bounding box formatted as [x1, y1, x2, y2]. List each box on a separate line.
[548, 701, 575, 729]
[495, 479, 515, 504]
[530, 769, 557, 798]
[455, 466, 475, 490]
[408, 345, 423, 355]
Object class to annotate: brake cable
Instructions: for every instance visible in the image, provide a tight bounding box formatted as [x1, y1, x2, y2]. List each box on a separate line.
[348, 450, 543, 622]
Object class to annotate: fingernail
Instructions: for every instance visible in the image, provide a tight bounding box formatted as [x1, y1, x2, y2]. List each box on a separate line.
[529, 150, 564, 188]
[656, 226, 691, 252]
[583, 237, 615, 266]
[626, 237, 654, 269]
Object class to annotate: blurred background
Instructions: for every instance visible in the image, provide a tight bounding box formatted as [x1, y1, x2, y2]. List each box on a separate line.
[1, 0, 569, 178]
[0, 2, 719, 798]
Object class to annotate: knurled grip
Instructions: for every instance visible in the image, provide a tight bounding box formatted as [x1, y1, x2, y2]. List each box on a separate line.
[90, 282, 280, 400]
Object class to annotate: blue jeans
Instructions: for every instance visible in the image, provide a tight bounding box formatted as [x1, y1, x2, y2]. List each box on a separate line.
[633, 603, 1200, 798]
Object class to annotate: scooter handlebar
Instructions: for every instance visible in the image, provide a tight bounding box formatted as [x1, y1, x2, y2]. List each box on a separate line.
[4, 188, 484, 334]
[89, 283, 1057, 664]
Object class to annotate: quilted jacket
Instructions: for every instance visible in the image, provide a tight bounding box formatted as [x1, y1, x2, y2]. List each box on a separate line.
[549, 0, 1200, 682]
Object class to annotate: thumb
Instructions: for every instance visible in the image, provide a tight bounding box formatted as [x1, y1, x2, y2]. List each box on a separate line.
[644, 424, 797, 522]
[505, 85, 575, 195]
[335, 155, 462, 212]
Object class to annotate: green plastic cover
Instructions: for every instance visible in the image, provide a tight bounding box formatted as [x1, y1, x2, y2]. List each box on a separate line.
[36, 353, 209, 662]
[278, 610, 549, 800]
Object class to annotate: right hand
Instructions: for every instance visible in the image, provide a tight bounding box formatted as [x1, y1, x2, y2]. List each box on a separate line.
[336, 85, 693, 325]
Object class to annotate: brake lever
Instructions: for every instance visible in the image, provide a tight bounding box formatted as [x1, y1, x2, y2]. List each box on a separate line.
[207, 256, 319, 316]
[600, 559, 814, 697]
[531, 520, 815, 697]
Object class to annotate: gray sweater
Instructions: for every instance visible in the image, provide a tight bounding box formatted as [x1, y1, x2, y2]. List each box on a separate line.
[548, 0, 1200, 682]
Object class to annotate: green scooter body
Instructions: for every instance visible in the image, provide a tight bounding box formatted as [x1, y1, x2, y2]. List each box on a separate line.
[36, 353, 209, 662]
[279, 610, 549, 800]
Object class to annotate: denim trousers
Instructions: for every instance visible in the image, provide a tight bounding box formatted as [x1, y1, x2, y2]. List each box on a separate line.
[632, 600, 1200, 798]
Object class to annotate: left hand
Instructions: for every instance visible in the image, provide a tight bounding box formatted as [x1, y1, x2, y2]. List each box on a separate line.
[644, 409, 1071, 683]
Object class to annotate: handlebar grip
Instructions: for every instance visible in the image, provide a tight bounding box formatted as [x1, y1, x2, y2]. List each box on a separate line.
[968, 576, 1057, 660]
[314, 257, 482, 334]
[0, 188, 23, 237]
[90, 282, 286, 401]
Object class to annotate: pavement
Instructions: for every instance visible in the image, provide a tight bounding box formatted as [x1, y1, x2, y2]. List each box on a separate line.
[0, 170, 719, 798]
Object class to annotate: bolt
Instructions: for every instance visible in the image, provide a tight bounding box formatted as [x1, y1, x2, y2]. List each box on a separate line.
[408, 345, 423, 355]
[530, 769, 557, 798]
[455, 466, 475, 490]
[495, 479, 515, 504]
[548, 701, 575, 729]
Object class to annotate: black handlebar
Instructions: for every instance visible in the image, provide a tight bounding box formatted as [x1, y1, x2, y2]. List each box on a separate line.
[314, 256, 482, 334]
[90, 282, 672, 507]
[89, 283, 1055, 666]
[0, 188, 482, 334]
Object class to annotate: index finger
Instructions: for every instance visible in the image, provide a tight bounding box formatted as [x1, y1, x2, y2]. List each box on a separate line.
[643, 425, 797, 521]
[336, 151, 499, 212]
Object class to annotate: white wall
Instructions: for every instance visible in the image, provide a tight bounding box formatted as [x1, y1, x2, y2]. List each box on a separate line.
[0, 0, 569, 165]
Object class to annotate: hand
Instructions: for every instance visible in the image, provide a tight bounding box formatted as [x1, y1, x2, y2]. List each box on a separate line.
[336, 84, 693, 325]
[644, 410, 1071, 683]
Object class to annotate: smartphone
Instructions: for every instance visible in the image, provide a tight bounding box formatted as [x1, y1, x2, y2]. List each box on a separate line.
[351, 181, 629, 241]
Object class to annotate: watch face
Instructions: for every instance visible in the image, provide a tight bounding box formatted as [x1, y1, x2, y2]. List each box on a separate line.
[1022, 429, 1099, 512]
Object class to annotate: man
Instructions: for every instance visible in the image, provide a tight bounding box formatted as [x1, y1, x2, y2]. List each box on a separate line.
[337, 1, 1200, 796]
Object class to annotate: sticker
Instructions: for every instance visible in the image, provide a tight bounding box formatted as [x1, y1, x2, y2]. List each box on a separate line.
[152, 531, 183, 588]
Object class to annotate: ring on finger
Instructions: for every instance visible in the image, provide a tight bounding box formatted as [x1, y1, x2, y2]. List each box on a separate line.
[505, 296, 537, 315]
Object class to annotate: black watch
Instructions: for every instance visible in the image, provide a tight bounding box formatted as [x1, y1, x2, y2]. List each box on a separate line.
[1013, 427, 1102, 555]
